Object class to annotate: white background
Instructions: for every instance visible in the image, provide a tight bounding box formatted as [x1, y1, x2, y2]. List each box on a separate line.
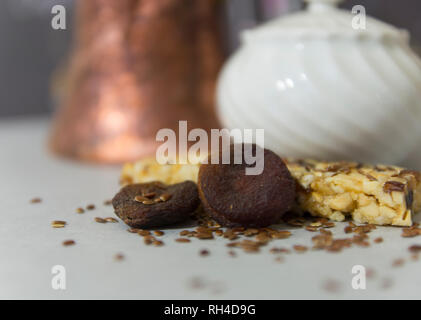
[1, 118, 420, 299]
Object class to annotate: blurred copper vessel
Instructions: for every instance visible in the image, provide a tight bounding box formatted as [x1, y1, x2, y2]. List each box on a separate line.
[50, 0, 224, 164]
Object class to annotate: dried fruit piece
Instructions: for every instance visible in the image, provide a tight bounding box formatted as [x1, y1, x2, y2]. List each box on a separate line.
[112, 181, 200, 228]
[198, 144, 295, 228]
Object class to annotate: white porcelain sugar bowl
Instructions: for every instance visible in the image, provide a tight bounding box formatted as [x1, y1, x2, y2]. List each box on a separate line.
[217, 0, 421, 165]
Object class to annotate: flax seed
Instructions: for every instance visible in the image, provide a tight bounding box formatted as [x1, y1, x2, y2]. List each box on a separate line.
[199, 249, 210, 257]
[86, 204, 95, 210]
[228, 250, 237, 257]
[215, 230, 223, 237]
[138, 230, 151, 237]
[160, 193, 172, 202]
[51, 221, 66, 228]
[344, 226, 353, 234]
[105, 217, 118, 223]
[323, 279, 341, 293]
[143, 192, 156, 198]
[154, 230, 164, 236]
[271, 231, 292, 239]
[305, 226, 319, 232]
[320, 229, 332, 236]
[62, 240, 75, 246]
[408, 245, 421, 253]
[293, 245, 308, 253]
[244, 228, 259, 236]
[114, 253, 124, 261]
[392, 258, 405, 267]
[30, 198, 42, 204]
[153, 240, 164, 247]
[374, 237, 383, 243]
[94, 217, 106, 223]
[196, 232, 214, 240]
[143, 235, 155, 245]
[134, 195, 148, 202]
[76, 207, 85, 214]
[274, 256, 285, 263]
[176, 238, 191, 243]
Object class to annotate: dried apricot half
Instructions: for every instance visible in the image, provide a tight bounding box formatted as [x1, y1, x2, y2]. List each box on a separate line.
[112, 181, 200, 228]
[198, 144, 295, 228]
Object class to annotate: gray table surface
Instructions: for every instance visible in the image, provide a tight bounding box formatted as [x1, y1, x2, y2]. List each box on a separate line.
[1, 117, 420, 299]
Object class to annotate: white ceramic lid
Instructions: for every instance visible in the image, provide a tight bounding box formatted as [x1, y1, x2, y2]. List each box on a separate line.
[243, 0, 409, 42]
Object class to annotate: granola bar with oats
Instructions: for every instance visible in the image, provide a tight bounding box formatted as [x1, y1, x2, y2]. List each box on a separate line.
[285, 159, 421, 227]
[120, 158, 421, 226]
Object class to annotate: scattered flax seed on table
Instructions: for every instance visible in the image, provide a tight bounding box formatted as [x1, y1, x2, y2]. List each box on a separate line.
[114, 253, 124, 261]
[228, 250, 236, 257]
[274, 256, 285, 263]
[51, 221, 66, 228]
[30, 198, 42, 204]
[176, 238, 191, 243]
[408, 245, 421, 253]
[94, 217, 107, 223]
[62, 240, 75, 246]
[323, 279, 342, 293]
[86, 204, 96, 210]
[144, 236, 155, 245]
[104, 200, 112, 206]
[76, 207, 85, 214]
[138, 230, 151, 237]
[392, 258, 405, 267]
[153, 240, 164, 247]
[154, 230, 164, 236]
[374, 237, 383, 243]
[199, 249, 210, 257]
[105, 217, 118, 223]
[293, 245, 308, 253]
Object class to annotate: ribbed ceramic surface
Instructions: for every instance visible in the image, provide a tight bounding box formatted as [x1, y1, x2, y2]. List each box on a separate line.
[217, 2, 421, 164]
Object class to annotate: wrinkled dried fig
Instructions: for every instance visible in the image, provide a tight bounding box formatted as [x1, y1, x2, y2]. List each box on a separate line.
[198, 144, 295, 228]
[112, 181, 200, 228]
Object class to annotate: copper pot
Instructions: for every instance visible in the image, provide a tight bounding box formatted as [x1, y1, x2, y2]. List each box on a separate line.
[50, 0, 224, 164]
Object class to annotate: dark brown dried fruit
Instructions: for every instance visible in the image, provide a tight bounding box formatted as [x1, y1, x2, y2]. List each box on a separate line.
[198, 144, 295, 228]
[112, 181, 200, 228]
